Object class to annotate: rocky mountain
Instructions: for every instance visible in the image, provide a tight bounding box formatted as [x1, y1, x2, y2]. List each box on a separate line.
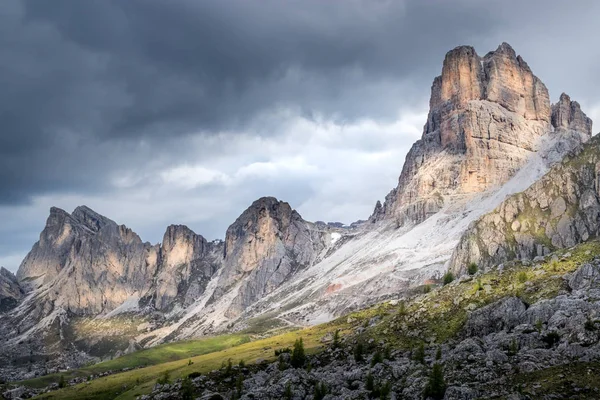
[212, 197, 328, 318]
[0, 42, 595, 380]
[451, 132, 599, 275]
[371, 43, 557, 225]
[0, 268, 22, 312]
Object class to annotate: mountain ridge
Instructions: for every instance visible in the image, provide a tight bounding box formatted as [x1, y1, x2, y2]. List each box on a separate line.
[0, 42, 595, 380]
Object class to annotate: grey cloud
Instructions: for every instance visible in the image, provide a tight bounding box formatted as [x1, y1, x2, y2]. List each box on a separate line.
[2, 0, 600, 270]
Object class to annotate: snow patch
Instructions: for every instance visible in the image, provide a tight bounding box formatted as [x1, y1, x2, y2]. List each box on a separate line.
[330, 232, 342, 244]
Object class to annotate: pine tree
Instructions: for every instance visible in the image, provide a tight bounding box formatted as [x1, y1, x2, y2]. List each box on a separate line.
[332, 329, 341, 349]
[354, 341, 365, 362]
[413, 343, 425, 364]
[284, 382, 293, 400]
[291, 338, 306, 368]
[423, 363, 446, 399]
[181, 376, 194, 400]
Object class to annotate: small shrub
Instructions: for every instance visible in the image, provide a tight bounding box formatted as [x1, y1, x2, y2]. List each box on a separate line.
[274, 347, 291, 356]
[354, 341, 365, 362]
[313, 382, 328, 400]
[284, 382, 293, 400]
[467, 262, 478, 275]
[435, 347, 442, 361]
[235, 374, 243, 397]
[332, 329, 341, 349]
[422, 363, 446, 400]
[379, 380, 392, 399]
[413, 343, 425, 364]
[225, 358, 233, 375]
[181, 376, 194, 400]
[157, 370, 170, 385]
[238, 359, 246, 368]
[398, 301, 406, 315]
[365, 372, 374, 391]
[443, 272, 454, 285]
[188, 359, 193, 366]
[291, 338, 306, 368]
[508, 338, 519, 356]
[58, 375, 66, 388]
[542, 331, 561, 348]
[474, 278, 483, 291]
[371, 350, 383, 367]
[535, 319, 543, 333]
[517, 271, 528, 283]
[278, 360, 289, 371]
[422, 284, 432, 294]
[383, 345, 392, 360]
[585, 319, 597, 331]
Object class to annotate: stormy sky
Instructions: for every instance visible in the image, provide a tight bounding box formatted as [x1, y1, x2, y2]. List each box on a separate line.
[1, 0, 599, 272]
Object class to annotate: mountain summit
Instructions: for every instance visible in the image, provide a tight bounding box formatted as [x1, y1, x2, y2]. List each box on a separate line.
[371, 43, 591, 225]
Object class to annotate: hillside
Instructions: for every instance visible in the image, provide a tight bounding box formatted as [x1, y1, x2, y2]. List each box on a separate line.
[4, 240, 600, 399]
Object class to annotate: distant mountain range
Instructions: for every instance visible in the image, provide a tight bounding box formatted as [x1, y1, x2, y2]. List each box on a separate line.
[0, 42, 595, 381]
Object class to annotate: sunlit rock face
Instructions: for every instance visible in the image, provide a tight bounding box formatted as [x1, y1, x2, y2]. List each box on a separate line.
[15, 207, 226, 319]
[371, 43, 555, 225]
[0, 267, 23, 312]
[153, 225, 222, 310]
[552, 92, 593, 138]
[16, 206, 160, 318]
[451, 133, 598, 275]
[213, 197, 328, 317]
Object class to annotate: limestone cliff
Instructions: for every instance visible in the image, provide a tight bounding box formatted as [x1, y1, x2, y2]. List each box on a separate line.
[0, 267, 23, 312]
[152, 225, 223, 310]
[213, 197, 327, 317]
[450, 132, 598, 275]
[371, 43, 570, 226]
[15, 206, 223, 322]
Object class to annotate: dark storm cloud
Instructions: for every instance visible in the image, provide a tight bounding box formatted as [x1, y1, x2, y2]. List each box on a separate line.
[2, 0, 600, 271]
[1, 0, 506, 204]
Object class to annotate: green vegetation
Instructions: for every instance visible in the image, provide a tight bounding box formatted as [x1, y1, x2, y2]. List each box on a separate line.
[290, 338, 306, 368]
[332, 329, 341, 349]
[468, 262, 478, 275]
[509, 361, 600, 398]
[423, 363, 446, 399]
[284, 382, 293, 400]
[442, 271, 454, 285]
[371, 349, 383, 367]
[413, 343, 425, 364]
[354, 341, 365, 362]
[313, 382, 328, 400]
[17, 239, 600, 400]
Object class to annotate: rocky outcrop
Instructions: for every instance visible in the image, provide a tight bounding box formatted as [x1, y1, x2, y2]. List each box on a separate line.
[0, 267, 23, 312]
[371, 43, 576, 227]
[214, 197, 327, 317]
[552, 92, 593, 137]
[17, 206, 159, 318]
[15, 206, 224, 321]
[450, 133, 598, 275]
[152, 225, 222, 310]
[142, 258, 600, 400]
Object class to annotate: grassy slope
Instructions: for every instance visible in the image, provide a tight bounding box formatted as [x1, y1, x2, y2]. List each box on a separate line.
[31, 322, 355, 400]
[22, 335, 249, 390]
[26, 240, 600, 400]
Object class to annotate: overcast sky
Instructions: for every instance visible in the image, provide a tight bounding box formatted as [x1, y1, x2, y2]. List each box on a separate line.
[1, 0, 599, 272]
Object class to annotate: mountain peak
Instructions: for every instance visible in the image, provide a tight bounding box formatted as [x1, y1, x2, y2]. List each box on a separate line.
[372, 42, 588, 226]
[552, 92, 593, 137]
[71, 205, 116, 232]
